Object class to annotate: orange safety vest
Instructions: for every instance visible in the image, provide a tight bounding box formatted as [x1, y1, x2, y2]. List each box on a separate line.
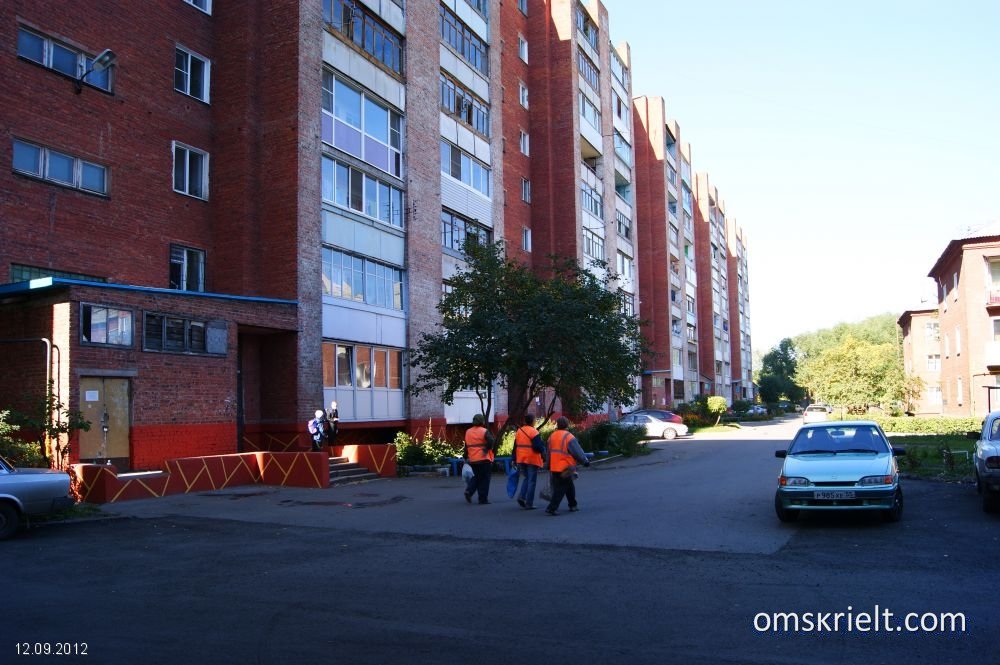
[514, 426, 543, 466]
[548, 430, 576, 473]
[465, 426, 494, 463]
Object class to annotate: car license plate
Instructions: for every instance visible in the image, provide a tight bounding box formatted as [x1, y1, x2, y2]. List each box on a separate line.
[814, 490, 855, 500]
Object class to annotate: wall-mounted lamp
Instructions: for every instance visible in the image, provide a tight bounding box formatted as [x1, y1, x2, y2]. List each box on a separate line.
[75, 48, 116, 94]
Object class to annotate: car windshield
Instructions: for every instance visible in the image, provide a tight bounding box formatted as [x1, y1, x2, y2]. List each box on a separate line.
[788, 426, 889, 455]
[0, 455, 12, 473]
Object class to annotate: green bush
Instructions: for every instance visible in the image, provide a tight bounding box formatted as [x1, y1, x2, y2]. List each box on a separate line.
[392, 426, 463, 467]
[840, 414, 981, 435]
[575, 421, 648, 457]
[0, 410, 46, 467]
[497, 429, 515, 457]
[731, 400, 752, 414]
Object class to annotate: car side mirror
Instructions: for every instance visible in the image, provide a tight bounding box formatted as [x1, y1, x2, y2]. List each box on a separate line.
[967, 431, 981, 440]
[775, 450, 787, 458]
[891, 447, 906, 457]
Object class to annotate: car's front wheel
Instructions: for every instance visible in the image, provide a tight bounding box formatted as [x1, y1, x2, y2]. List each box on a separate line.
[884, 488, 904, 522]
[0, 502, 22, 540]
[774, 493, 798, 523]
[662, 427, 678, 440]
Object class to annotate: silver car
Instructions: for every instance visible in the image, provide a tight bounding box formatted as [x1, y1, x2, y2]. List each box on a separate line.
[616, 413, 689, 440]
[968, 412, 1000, 512]
[774, 421, 905, 523]
[0, 455, 74, 540]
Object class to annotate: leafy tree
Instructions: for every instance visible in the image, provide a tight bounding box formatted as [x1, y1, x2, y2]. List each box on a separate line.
[757, 338, 805, 403]
[408, 240, 650, 432]
[6, 381, 90, 467]
[706, 395, 728, 425]
[796, 336, 908, 413]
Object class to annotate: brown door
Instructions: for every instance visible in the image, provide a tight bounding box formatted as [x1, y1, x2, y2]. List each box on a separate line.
[78, 377, 130, 467]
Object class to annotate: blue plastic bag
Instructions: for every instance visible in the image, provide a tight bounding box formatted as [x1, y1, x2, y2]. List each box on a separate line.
[506, 465, 519, 498]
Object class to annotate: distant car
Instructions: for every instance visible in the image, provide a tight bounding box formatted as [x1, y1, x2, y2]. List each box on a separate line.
[0, 455, 74, 540]
[746, 405, 768, 416]
[967, 412, 1000, 512]
[802, 405, 829, 424]
[625, 409, 683, 424]
[793, 405, 804, 413]
[774, 421, 905, 523]
[616, 413, 689, 440]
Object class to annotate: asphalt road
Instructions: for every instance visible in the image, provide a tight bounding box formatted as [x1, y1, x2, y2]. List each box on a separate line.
[7, 417, 999, 664]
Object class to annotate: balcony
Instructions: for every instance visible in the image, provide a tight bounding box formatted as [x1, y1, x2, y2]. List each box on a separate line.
[987, 289, 1000, 307]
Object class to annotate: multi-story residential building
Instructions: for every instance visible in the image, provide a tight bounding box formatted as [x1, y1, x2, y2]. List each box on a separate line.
[726, 220, 753, 402]
[694, 173, 733, 401]
[898, 309, 942, 414]
[923, 225, 1000, 416]
[632, 96, 699, 407]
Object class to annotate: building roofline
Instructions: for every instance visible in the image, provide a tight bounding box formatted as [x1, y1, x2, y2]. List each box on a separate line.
[928, 234, 1000, 278]
[897, 308, 938, 327]
[0, 277, 298, 306]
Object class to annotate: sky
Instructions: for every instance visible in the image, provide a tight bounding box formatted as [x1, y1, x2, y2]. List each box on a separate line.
[602, 0, 1000, 352]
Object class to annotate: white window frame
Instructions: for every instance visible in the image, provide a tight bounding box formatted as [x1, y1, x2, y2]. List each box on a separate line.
[183, 0, 212, 15]
[518, 0, 527, 14]
[957, 377, 963, 405]
[170, 244, 206, 292]
[12, 138, 108, 195]
[518, 36, 529, 63]
[521, 177, 531, 203]
[519, 130, 530, 156]
[172, 141, 209, 200]
[519, 82, 529, 108]
[16, 27, 113, 92]
[955, 326, 961, 355]
[174, 45, 211, 102]
[522, 227, 532, 252]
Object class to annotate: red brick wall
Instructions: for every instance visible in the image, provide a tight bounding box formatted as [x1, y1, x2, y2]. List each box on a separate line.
[132, 422, 235, 471]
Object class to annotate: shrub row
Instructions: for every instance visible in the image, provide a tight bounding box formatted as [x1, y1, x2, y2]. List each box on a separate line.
[840, 414, 982, 435]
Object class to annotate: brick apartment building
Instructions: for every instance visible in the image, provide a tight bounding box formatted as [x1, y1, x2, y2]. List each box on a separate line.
[904, 225, 1000, 416]
[898, 308, 941, 414]
[694, 172, 733, 401]
[2, 0, 753, 472]
[727, 221, 752, 401]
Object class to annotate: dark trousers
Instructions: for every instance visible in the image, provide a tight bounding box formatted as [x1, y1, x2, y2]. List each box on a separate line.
[466, 461, 493, 503]
[546, 471, 577, 512]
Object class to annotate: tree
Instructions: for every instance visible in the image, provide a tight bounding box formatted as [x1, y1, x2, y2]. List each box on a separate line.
[757, 338, 805, 404]
[796, 336, 908, 413]
[408, 240, 650, 432]
[706, 396, 728, 426]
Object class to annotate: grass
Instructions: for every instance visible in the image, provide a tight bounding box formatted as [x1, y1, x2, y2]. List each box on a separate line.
[887, 434, 975, 482]
[690, 423, 743, 434]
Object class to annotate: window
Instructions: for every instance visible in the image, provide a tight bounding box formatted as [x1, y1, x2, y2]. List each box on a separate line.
[688, 351, 698, 371]
[440, 141, 491, 196]
[323, 0, 403, 76]
[522, 227, 532, 252]
[611, 50, 630, 88]
[16, 27, 113, 91]
[464, 0, 488, 18]
[144, 313, 222, 355]
[613, 91, 628, 121]
[927, 354, 941, 371]
[953, 272, 959, 301]
[323, 342, 402, 389]
[616, 210, 631, 240]
[926, 385, 942, 405]
[686, 296, 696, 314]
[681, 185, 693, 214]
[322, 247, 403, 309]
[575, 5, 599, 50]
[579, 91, 601, 130]
[994, 319, 1000, 342]
[519, 131, 529, 156]
[955, 327, 961, 355]
[519, 82, 529, 108]
[518, 0, 527, 14]
[925, 321, 940, 341]
[583, 228, 604, 261]
[12, 139, 108, 195]
[440, 73, 490, 137]
[322, 156, 404, 227]
[10, 264, 105, 284]
[957, 377, 963, 406]
[174, 46, 210, 102]
[580, 182, 603, 219]
[172, 142, 208, 199]
[439, 4, 488, 75]
[81, 305, 133, 347]
[617, 252, 633, 281]
[521, 178, 531, 203]
[613, 130, 632, 166]
[183, 0, 212, 14]
[169, 245, 205, 292]
[322, 73, 403, 178]
[518, 36, 528, 62]
[577, 49, 599, 91]
[621, 293, 635, 317]
[441, 210, 490, 252]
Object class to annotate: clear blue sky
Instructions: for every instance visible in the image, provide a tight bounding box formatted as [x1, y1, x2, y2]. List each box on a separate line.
[603, 0, 1000, 352]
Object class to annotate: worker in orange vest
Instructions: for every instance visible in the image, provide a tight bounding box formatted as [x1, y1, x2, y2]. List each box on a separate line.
[463, 413, 496, 504]
[545, 417, 590, 516]
[513, 413, 545, 509]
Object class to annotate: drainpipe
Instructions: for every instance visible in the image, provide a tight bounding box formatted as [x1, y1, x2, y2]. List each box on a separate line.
[0, 338, 54, 460]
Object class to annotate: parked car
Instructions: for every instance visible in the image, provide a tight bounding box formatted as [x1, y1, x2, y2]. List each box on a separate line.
[0, 455, 74, 540]
[967, 412, 1000, 512]
[624, 409, 683, 424]
[616, 413, 689, 440]
[746, 405, 768, 416]
[802, 405, 829, 424]
[773, 421, 905, 523]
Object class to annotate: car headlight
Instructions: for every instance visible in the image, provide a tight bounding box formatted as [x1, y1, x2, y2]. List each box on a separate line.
[858, 475, 894, 486]
[779, 476, 810, 487]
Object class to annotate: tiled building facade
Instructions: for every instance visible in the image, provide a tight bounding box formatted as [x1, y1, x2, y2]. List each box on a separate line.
[2, 0, 753, 471]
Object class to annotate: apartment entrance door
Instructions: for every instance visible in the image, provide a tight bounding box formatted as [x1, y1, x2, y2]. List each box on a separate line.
[78, 377, 130, 468]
